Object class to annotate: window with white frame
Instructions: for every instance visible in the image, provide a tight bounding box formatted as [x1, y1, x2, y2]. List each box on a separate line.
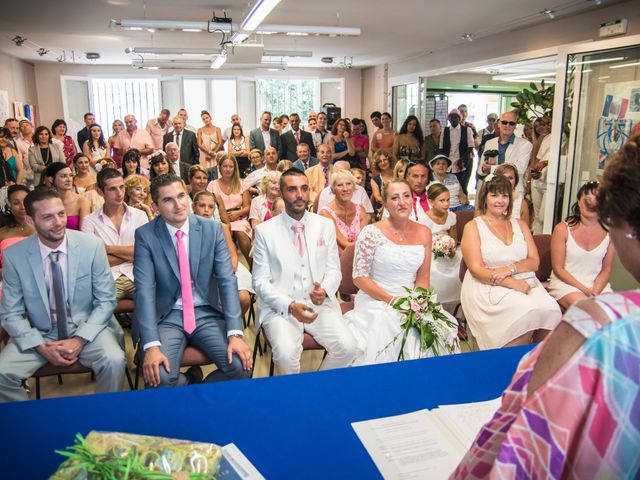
[91, 78, 160, 136]
[256, 79, 316, 123]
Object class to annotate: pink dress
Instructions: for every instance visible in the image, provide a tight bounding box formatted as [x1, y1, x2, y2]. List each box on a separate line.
[207, 180, 252, 239]
[320, 204, 362, 254]
[66, 215, 80, 231]
[452, 290, 640, 479]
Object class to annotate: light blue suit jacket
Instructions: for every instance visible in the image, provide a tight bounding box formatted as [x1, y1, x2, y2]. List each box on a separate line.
[0, 231, 116, 352]
[133, 214, 242, 346]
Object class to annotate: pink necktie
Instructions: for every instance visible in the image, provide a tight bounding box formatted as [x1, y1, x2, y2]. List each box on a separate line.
[291, 222, 305, 257]
[295, 131, 300, 144]
[176, 230, 196, 334]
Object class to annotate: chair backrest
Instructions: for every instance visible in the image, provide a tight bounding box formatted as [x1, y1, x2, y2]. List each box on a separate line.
[339, 244, 358, 295]
[456, 210, 475, 243]
[533, 234, 552, 282]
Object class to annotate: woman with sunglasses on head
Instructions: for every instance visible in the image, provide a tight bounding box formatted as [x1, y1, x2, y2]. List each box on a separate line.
[547, 181, 615, 310]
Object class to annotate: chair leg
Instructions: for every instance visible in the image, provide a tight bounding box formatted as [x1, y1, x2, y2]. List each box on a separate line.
[125, 367, 134, 391]
[91, 371, 95, 381]
[269, 355, 275, 377]
[57, 374, 63, 385]
[252, 329, 261, 362]
[35, 377, 41, 400]
[134, 363, 140, 390]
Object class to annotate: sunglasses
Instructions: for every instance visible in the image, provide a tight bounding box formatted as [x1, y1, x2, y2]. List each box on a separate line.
[500, 120, 517, 126]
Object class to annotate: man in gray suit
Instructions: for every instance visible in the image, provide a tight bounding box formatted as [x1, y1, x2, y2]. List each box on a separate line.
[162, 117, 199, 166]
[249, 111, 281, 156]
[0, 189, 125, 402]
[133, 174, 253, 388]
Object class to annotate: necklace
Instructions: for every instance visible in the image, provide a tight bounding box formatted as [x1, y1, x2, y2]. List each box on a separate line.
[388, 221, 407, 241]
[484, 215, 511, 244]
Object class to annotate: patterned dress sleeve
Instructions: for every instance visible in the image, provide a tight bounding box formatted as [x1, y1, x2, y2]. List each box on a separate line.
[352, 225, 383, 278]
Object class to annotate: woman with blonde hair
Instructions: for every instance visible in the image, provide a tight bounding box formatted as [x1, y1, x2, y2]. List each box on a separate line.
[188, 164, 229, 223]
[124, 174, 154, 220]
[320, 169, 368, 254]
[207, 154, 252, 262]
[249, 170, 281, 229]
[276, 159, 294, 173]
[393, 158, 408, 180]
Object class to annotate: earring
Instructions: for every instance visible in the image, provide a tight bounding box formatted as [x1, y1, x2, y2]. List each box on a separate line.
[625, 231, 638, 240]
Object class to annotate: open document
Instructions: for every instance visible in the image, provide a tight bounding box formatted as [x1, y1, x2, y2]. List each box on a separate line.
[351, 397, 501, 479]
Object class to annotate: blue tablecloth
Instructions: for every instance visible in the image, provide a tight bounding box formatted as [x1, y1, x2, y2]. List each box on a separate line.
[0, 345, 534, 478]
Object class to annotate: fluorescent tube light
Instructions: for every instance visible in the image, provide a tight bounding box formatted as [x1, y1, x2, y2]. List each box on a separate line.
[211, 56, 227, 69]
[241, 0, 282, 32]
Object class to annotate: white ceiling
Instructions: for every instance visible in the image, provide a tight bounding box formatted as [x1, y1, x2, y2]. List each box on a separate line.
[0, 0, 616, 70]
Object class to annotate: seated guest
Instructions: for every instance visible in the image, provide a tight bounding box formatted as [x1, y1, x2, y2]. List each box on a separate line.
[494, 163, 530, 225]
[249, 171, 281, 229]
[252, 169, 356, 374]
[319, 170, 368, 255]
[370, 149, 394, 213]
[350, 167, 365, 188]
[0, 185, 35, 270]
[45, 162, 90, 230]
[424, 183, 462, 306]
[246, 148, 264, 175]
[305, 144, 334, 203]
[207, 155, 253, 262]
[547, 181, 615, 310]
[149, 152, 171, 181]
[343, 179, 459, 365]
[429, 154, 473, 213]
[0, 189, 125, 402]
[399, 159, 430, 224]
[316, 161, 374, 218]
[165, 142, 190, 183]
[277, 159, 294, 173]
[393, 158, 408, 179]
[124, 174, 154, 221]
[460, 175, 561, 349]
[82, 168, 148, 300]
[133, 174, 253, 387]
[242, 146, 278, 191]
[453, 134, 640, 480]
[71, 153, 96, 193]
[121, 149, 148, 179]
[188, 164, 228, 223]
[192, 190, 253, 315]
[292, 143, 318, 171]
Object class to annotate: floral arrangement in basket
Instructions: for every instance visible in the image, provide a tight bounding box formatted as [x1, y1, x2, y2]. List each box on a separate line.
[432, 234, 457, 259]
[384, 286, 459, 360]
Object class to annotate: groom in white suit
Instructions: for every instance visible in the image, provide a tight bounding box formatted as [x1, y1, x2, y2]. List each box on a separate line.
[252, 168, 356, 374]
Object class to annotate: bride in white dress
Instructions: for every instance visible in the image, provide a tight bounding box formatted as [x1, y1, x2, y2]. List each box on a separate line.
[344, 179, 459, 366]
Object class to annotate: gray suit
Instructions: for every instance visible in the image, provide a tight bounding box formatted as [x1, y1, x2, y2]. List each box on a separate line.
[292, 157, 319, 171]
[0, 231, 125, 402]
[133, 214, 251, 386]
[249, 127, 282, 156]
[28, 143, 66, 186]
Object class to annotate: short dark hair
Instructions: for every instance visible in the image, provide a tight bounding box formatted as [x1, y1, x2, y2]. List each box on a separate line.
[429, 118, 441, 125]
[290, 113, 300, 120]
[51, 119, 68, 135]
[150, 173, 184, 203]
[4, 185, 30, 227]
[370, 111, 382, 120]
[477, 175, 513, 217]
[261, 111, 272, 117]
[4, 118, 18, 125]
[160, 108, 170, 116]
[33, 126, 52, 144]
[97, 167, 123, 191]
[83, 112, 94, 120]
[24, 188, 62, 217]
[280, 114, 289, 121]
[44, 162, 69, 183]
[279, 167, 307, 192]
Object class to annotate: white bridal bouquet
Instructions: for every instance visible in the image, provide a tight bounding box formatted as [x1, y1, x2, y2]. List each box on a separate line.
[386, 287, 458, 360]
[432, 234, 457, 259]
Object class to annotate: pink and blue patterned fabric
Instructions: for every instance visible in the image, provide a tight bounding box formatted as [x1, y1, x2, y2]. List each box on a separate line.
[452, 290, 640, 479]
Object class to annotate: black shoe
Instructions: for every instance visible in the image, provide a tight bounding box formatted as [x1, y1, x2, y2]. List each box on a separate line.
[184, 366, 203, 385]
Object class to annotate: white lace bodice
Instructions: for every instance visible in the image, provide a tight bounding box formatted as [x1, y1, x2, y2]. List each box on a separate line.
[352, 224, 425, 296]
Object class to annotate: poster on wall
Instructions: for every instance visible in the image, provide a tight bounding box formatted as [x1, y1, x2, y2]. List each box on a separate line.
[0, 90, 8, 124]
[597, 81, 639, 172]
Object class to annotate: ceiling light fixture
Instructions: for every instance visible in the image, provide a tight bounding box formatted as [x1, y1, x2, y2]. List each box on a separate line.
[124, 46, 311, 57]
[493, 71, 556, 81]
[609, 61, 640, 69]
[230, 32, 249, 44]
[111, 19, 360, 37]
[569, 57, 624, 65]
[182, 28, 203, 32]
[542, 9, 555, 19]
[241, 0, 282, 32]
[211, 55, 227, 69]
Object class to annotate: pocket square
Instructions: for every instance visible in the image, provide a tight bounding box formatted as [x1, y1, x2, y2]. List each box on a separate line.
[317, 237, 326, 247]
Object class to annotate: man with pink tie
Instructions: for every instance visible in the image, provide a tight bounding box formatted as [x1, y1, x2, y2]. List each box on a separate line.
[133, 174, 252, 387]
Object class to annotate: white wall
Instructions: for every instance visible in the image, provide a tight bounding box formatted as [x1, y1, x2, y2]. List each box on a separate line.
[33, 63, 362, 128]
[0, 52, 38, 121]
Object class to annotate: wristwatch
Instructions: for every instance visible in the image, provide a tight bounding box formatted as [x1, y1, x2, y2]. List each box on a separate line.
[510, 264, 517, 276]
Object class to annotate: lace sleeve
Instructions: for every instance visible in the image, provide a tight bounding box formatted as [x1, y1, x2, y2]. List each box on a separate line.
[353, 225, 383, 278]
